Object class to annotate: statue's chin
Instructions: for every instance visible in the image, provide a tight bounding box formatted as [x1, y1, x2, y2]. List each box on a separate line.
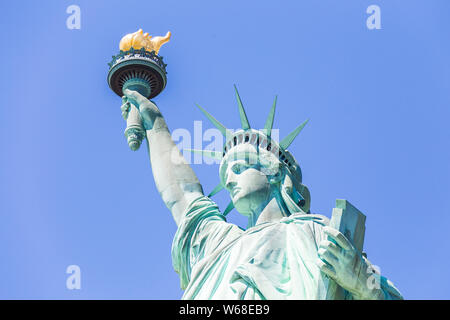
[231, 185, 272, 217]
[232, 193, 263, 217]
[232, 196, 252, 217]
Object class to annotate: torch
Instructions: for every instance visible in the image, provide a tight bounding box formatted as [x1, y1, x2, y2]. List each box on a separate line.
[107, 29, 171, 150]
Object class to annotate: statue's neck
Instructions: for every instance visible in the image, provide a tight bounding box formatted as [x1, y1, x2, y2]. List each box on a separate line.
[247, 191, 290, 229]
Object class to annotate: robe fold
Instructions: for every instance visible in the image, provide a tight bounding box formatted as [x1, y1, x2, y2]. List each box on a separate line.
[172, 196, 402, 300]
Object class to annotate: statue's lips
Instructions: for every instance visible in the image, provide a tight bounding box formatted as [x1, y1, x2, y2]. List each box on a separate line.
[231, 188, 241, 197]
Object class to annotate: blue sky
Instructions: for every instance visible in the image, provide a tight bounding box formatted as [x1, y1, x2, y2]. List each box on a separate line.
[0, 0, 449, 299]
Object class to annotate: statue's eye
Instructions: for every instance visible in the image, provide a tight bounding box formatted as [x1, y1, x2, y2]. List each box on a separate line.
[231, 163, 248, 174]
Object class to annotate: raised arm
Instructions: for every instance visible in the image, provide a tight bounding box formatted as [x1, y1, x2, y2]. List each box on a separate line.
[122, 89, 204, 226]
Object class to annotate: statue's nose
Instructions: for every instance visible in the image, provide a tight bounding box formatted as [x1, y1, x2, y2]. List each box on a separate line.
[225, 172, 237, 191]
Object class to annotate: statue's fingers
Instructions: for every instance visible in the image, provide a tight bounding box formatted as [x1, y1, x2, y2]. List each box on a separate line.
[323, 226, 353, 251]
[124, 88, 147, 107]
[316, 259, 336, 278]
[319, 240, 341, 257]
[120, 102, 130, 120]
[318, 247, 339, 269]
[120, 101, 130, 112]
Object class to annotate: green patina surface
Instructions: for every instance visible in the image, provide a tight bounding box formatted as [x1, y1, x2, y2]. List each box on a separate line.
[108, 47, 403, 299]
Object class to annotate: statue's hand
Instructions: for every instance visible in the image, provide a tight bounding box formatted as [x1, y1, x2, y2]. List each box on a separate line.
[120, 96, 131, 120]
[121, 89, 163, 130]
[316, 226, 384, 299]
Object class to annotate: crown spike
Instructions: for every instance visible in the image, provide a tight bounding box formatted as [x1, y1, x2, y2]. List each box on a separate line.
[223, 201, 234, 216]
[184, 149, 223, 160]
[234, 85, 251, 130]
[208, 183, 224, 197]
[195, 104, 233, 137]
[263, 95, 277, 137]
[279, 119, 309, 150]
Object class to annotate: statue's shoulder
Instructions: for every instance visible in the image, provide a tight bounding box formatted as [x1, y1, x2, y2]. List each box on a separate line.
[309, 213, 330, 225]
[280, 212, 330, 243]
[288, 211, 330, 227]
[179, 194, 224, 223]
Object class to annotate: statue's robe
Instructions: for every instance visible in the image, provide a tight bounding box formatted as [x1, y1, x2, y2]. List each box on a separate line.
[172, 196, 402, 300]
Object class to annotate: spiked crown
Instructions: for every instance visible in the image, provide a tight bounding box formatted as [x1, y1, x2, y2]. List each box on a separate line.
[187, 85, 310, 216]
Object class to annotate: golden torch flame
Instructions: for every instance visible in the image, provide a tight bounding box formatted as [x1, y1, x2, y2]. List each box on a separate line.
[119, 29, 171, 55]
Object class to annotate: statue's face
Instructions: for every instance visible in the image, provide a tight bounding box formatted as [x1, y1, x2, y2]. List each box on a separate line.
[224, 159, 271, 216]
[221, 144, 280, 216]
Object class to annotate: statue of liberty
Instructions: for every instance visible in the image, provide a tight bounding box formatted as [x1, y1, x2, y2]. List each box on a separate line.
[111, 30, 402, 300]
[119, 87, 402, 300]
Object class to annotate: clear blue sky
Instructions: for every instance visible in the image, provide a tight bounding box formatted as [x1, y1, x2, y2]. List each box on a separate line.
[1, 0, 449, 299]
